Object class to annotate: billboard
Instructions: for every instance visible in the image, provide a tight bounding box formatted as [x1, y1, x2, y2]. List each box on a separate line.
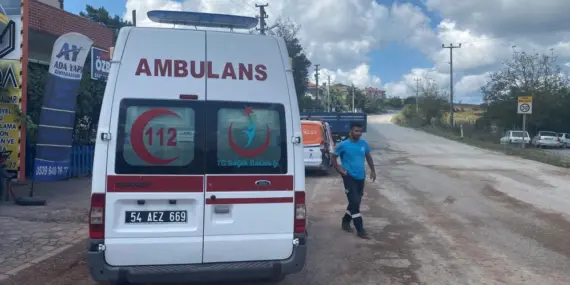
[33, 32, 93, 182]
[0, 0, 23, 172]
[90, 46, 110, 81]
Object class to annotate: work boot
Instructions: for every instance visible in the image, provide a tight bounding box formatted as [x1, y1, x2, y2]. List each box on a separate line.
[341, 221, 353, 232]
[357, 230, 370, 239]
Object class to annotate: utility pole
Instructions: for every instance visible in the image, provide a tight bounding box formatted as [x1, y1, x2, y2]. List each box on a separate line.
[414, 78, 421, 113]
[351, 84, 355, 112]
[314, 64, 320, 103]
[442, 43, 461, 126]
[132, 10, 137, 26]
[327, 75, 331, 112]
[256, 4, 269, 35]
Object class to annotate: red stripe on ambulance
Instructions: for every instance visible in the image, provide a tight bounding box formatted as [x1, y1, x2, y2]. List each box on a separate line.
[107, 175, 203, 192]
[206, 197, 294, 205]
[206, 175, 294, 192]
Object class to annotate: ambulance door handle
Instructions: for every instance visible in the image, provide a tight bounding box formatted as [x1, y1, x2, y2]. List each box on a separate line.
[255, 180, 271, 187]
[214, 205, 230, 214]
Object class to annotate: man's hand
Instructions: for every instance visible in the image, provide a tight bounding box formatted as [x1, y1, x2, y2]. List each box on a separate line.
[365, 153, 376, 182]
[336, 167, 347, 176]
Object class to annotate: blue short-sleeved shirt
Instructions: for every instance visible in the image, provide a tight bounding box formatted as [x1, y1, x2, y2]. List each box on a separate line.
[333, 139, 371, 180]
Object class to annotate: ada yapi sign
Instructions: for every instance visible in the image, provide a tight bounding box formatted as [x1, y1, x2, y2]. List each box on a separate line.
[53, 42, 86, 79]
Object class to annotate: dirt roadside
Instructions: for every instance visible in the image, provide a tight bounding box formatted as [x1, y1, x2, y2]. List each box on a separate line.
[0, 240, 92, 285]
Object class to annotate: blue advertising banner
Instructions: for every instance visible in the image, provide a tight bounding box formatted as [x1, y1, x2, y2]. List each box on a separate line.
[33, 32, 93, 182]
[90, 46, 109, 81]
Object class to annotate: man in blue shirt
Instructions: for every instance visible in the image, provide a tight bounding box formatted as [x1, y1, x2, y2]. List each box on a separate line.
[331, 122, 376, 239]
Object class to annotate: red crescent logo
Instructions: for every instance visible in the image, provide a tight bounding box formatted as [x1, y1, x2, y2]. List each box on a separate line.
[130, 109, 181, 165]
[228, 123, 271, 157]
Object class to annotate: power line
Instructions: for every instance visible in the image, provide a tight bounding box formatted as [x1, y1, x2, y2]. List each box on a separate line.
[255, 3, 269, 35]
[239, 0, 255, 8]
[228, 0, 256, 13]
[442, 43, 461, 126]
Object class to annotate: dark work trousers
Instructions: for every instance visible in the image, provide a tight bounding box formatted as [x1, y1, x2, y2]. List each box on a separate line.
[341, 175, 365, 232]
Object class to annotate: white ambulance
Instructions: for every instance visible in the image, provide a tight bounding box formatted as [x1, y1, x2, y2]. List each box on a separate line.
[87, 11, 307, 284]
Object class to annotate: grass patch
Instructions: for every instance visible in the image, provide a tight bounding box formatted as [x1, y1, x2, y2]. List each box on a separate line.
[443, 104, 484, 124]
[392, 116, 570, 169]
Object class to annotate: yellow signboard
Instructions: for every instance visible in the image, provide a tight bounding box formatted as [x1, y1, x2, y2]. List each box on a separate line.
[518, 96, 532, 104]
[0, 61, 22, 171]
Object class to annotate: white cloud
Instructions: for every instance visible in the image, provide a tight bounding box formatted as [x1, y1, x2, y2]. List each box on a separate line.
[454, 72, 491, 95]
[383, 67, 450, 98]
[432, 20, 511, 72]
[312, 64, 381, 89]
[424, 0, 570, 38]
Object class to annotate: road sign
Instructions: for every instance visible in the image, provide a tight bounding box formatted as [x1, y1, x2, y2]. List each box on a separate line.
[517, 96, 532, 114]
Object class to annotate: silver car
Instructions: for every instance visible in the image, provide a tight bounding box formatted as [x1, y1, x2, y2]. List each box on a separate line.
[531, 131, 561, 148]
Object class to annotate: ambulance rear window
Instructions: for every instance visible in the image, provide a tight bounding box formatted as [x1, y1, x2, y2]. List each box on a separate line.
[206, 101, 287, 174]
[114, 99, 204, 174]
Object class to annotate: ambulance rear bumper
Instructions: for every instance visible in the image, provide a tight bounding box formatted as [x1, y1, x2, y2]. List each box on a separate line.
[87, 234, 307, 283]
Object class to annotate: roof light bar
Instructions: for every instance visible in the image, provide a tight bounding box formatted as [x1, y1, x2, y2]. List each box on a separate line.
[147, 10, 259, 29]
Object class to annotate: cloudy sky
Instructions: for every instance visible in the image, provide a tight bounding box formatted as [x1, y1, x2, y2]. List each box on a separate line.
[67, 0, 570, 103]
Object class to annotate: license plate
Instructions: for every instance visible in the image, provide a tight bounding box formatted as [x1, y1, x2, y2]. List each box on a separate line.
[125, 211, 187, 224]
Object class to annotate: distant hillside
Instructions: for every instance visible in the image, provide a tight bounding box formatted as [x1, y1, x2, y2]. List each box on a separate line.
[446, 103, 487, 123]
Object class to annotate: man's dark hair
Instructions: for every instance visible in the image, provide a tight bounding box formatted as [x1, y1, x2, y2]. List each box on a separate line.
[350, 122, 363, 129]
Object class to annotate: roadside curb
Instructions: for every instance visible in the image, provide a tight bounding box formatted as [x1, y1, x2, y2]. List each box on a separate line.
[0, 239, 85, 285]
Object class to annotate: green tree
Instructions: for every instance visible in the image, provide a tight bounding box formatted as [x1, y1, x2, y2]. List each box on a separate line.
[328, 88, 348, 112]
[417, 84, 448, 125]
[267, 18, 312, 108]
[79, 5, 132, 42]
[403, 96, 416, 105]
[481, 51, 570, 133]
[386, 97, 404, 109]
[394, 78, 448, 126]
[25, 63, 49, 143]
[351, 87, 384, 113]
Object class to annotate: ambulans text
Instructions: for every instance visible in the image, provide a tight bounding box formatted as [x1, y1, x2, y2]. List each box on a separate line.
[135, 59, 268, 81]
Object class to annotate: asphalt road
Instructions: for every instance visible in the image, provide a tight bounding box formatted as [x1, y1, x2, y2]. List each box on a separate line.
[10, 114, 570, 285]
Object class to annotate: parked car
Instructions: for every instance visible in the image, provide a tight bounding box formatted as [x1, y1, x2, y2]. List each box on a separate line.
[300, 111, 367, 142]
[559, 133, 570, 148]
[531, 131, 562, 148]
[301, 120, 334, 173]
[500, 130, 530, 145]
